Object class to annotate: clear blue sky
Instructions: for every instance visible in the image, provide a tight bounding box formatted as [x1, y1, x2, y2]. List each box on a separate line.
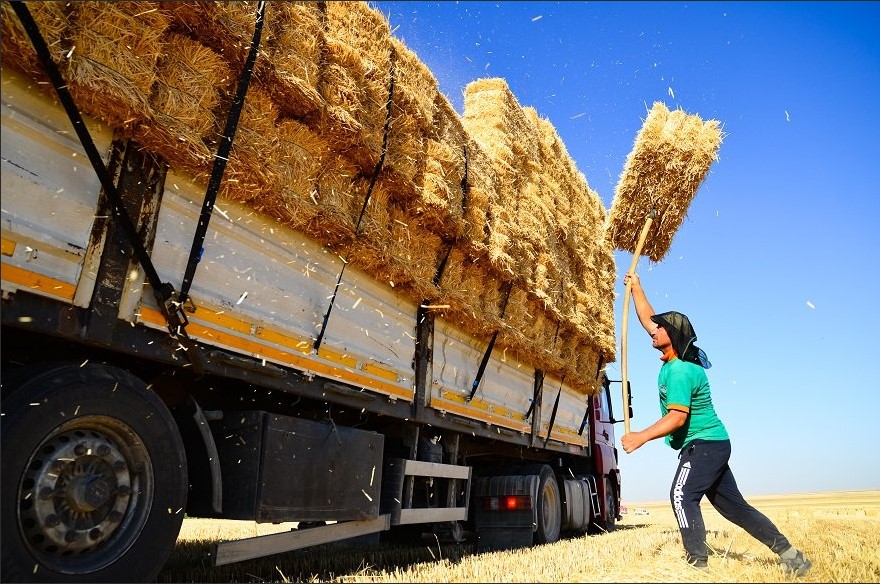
[373, 1, 880, 503]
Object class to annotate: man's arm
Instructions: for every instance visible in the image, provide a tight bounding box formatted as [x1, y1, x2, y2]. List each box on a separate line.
[620, 410, 687, 453]
[624, 272, 655, 334]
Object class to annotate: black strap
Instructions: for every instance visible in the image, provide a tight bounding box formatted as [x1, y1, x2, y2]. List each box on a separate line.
[314, 52, 397, 353]
[578, 397, 591, 436]
[460, 144, 470, 214]
[179, 1, 266, 305]
[10, 2, 206, 372]
[544, 385, 562, 447]
[466, 282, 514, 402]
[432, 242, 454, 287]
[11, 2, 171, 303]
[525, 369, 544, 421]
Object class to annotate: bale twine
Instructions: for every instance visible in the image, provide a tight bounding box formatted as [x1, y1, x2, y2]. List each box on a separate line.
[607, 101, 723, 262]
[65, 1, 169, 131]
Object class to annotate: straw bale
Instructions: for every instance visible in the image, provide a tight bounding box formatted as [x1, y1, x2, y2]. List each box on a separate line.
[316, 38, 387, 174]
[299, 153, 363, 248]
[159, 1, 263, 70]
[135, 33, 230, 173]
[607, 101, 723, 262]
[381, 97, 428, 202]
[499, 287, 555, 361]
[385, 204, 445, 300]
[393, 92, 468, 241]
[323, 1, 392, 73]
[266, 117, 333, 230]
[213, 86, 280, 210]
[63, 2, 168, 131]
[318, 2, 392, 174]
[389, 36, 439, 131]
[262, 1, 323, 118]
[0, 1, 70, 83]
[463, 78, 550, 284]
[459, 134, 496, 254]
[463, 78, 539, 168]
[435, 246, 476, 310]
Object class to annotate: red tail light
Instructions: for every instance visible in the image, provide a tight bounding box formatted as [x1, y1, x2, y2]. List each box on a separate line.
[482, 495, 532, 510]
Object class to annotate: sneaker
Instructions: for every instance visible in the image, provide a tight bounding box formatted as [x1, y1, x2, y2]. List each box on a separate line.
[688, 558, 708, 569]
[779, 548, 812, 577]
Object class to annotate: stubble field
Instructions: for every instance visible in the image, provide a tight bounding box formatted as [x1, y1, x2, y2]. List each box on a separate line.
[159, 489, 879, 582]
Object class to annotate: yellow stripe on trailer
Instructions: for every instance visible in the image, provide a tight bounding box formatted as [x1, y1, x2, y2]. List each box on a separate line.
[136, 306, 412, 400]
[0, 263, 76, 301]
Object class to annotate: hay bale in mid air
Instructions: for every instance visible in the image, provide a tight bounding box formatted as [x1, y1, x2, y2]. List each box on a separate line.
[606, 101, 724, 262]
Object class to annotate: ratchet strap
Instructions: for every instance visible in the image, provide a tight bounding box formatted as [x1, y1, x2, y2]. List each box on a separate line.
[178, 1, 266, 306]
[11, 1, 206, 371]
[314, 52, 397, 352]
[543, 384, 562, 447]
[466, 282, 514, 402]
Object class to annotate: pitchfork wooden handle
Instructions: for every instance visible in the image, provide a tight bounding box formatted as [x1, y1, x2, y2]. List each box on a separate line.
[621, 211, 655, 437]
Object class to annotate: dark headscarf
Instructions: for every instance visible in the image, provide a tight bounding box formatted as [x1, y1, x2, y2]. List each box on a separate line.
[650, 311, 712, 368]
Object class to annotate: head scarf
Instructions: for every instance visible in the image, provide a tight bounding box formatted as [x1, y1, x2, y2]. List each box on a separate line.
[650, 311, 712, 368]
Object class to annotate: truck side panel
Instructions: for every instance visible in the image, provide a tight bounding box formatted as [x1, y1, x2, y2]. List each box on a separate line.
[0, 69, 111, 308]
[118, 170, 418, 401]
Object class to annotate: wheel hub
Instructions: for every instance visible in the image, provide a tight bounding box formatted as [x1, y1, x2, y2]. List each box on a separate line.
[20, 429, 132, 555]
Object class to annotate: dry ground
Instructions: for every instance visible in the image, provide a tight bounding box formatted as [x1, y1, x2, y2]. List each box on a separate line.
[161, 489, 880, 582]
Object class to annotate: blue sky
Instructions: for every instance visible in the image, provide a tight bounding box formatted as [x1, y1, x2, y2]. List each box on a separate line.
[373, 1, 880, 503]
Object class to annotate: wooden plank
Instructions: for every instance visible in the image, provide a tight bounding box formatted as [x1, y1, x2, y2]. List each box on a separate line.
[397, 507, 468, 525]
[212, 515, 391, 566]
[403, 459, 471, 480]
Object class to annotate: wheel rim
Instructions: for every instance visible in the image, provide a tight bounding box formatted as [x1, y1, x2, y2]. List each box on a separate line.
[16, 415, 154, 575]
[541, 480, 561, 537]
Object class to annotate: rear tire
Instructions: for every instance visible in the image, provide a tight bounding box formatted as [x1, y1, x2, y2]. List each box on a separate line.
[533, 465, 561, 544]
[1, 363, 187, 582]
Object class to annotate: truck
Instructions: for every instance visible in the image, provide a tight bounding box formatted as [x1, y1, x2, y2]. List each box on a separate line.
[1, 2, 624, 581]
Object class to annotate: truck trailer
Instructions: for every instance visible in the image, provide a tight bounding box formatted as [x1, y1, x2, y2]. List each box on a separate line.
[1, 2, 624, 581]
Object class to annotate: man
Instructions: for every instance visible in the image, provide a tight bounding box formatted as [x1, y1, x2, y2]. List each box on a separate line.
[620, 272, 811, 576]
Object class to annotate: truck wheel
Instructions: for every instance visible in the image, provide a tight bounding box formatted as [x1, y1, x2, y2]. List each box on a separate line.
[1, 363, 187, 582]
[601, 477, 617, 532]
[533, 465, 561, 544]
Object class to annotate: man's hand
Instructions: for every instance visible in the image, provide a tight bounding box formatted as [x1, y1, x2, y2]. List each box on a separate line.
[621, 431, 646, 454]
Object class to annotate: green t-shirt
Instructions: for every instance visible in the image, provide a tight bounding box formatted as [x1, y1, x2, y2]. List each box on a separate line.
[658, 357, 729, 450]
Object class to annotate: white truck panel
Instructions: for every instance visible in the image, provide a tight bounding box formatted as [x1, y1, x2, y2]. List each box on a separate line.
[0, 68, 112, 306]
[540, 374, 592, 448]
[123, 171, 417, 400]
[430, 318, 533, 434]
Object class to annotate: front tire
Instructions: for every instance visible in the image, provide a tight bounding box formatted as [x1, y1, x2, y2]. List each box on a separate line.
[1, 363, 187, 582]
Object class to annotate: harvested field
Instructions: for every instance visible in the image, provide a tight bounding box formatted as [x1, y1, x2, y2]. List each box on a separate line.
[160, 489, 879, 582]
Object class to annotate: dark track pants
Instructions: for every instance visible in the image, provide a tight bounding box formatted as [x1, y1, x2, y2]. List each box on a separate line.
[670, 439, 791, 563]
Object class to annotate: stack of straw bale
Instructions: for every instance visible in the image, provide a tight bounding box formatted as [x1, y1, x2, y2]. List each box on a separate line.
[2, 0, 625, 396]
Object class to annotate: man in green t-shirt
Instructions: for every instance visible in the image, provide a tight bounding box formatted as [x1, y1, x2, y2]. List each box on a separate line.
[620, 273, 811, 576]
